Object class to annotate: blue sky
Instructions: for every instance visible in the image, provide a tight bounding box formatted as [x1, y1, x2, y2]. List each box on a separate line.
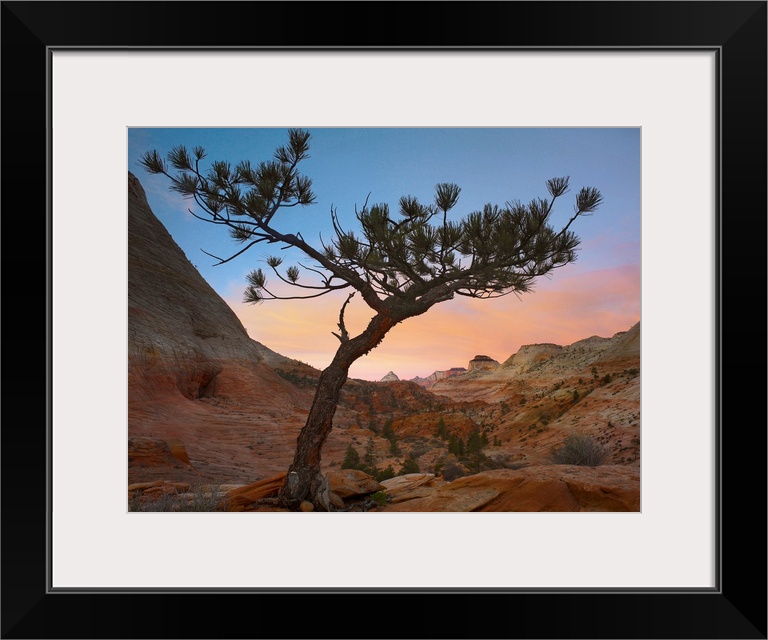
[128, 127, 640, 380]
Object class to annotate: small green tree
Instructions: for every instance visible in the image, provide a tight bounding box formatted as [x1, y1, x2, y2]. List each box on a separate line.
[448, 434, 460, 456]
[381, 419, 401, 456]
[341, 444, 361, 470]
[141, 129, 602, 510]
[375, 465, 395, 482]
[363, 438, 377, 471]
[399, 457, 420, 475]
[435, 417, 449, 440]
[466, 429, 484, 455]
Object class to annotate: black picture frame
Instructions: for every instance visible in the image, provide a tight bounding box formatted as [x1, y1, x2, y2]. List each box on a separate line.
[2, 1, 765, 638]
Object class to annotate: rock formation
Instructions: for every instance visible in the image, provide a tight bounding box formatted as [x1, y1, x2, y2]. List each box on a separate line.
[502, 343, 563, 374]
[183, 465, 639, 512]
[412, 367, 466, 388]
[381, 465, 640, 512]
[129, 171, 270, 403]
[468, 354, 500, 372]
[380, 371, 400, 382]
[128, 172, 320, 483]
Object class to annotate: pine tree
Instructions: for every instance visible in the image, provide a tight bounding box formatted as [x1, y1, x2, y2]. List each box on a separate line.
[466, 429, 484, 454]
[399, 457, 420, 475]
[363, 438, 377, 474]
[435, 417, 449, 439]
[341, 444, 361, 470]
[141, 129, 603, 510]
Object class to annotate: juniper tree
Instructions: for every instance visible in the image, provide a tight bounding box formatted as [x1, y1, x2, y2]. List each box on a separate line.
[140, 128, 603, 510]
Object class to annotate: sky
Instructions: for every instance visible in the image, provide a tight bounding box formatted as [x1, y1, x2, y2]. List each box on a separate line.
[128, 127, 640, 382]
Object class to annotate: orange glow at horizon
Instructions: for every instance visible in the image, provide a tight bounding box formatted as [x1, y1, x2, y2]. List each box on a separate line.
[228, 264, 640, 382]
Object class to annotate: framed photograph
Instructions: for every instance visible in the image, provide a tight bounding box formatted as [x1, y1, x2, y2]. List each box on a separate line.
[4, 1, 765, 638]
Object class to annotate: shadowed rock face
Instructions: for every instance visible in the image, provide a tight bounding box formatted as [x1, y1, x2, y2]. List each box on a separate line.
[468, 354, 500, 372]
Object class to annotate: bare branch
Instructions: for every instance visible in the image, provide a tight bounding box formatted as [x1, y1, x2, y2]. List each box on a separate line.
[330, 292, 356, 343]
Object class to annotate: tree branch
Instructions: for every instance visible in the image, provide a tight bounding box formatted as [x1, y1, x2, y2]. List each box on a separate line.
[331, 292, 356, 343]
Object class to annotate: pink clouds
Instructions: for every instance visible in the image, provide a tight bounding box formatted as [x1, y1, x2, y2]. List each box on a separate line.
[228, 263, 640, 382]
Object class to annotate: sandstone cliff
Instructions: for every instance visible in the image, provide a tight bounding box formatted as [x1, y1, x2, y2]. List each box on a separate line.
[468, 354, 500, 372]
[129, 171, 271, 403]
[128, 172, 319, 483]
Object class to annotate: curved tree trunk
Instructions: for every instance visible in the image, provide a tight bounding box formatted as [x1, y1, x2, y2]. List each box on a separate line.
[278, 311, 397, 510]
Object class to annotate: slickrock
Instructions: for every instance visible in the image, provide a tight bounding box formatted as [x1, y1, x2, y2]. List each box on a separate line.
[380, 473, 446, 503]
[380, 473, 437, 493]
[128, 172, 318, 483]
[128, 480, 191, 494]
[327, 469, 383, 499]
[383, 466, 639, 512]
[128, 436, 201, 483]
[224, 472, 287, 511]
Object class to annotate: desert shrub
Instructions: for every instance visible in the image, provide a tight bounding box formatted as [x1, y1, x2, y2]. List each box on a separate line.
[274, 369, 316, 388]
[442, 462, 466, 482]
[129, 484, 225, 512]
[550, 434, 607, 467]
[183, 484, 224, 512]
[370, 491, 388, 506]
[409, 443, 429, 459]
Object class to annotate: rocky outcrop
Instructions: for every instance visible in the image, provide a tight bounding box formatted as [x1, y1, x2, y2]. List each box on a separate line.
[380, 371, 400, 382]
[224, 472, 288, 511]
[328, 469, 383, 498]
[214, 464, 639, 512]
[502, 343, 563, 373]
[128, 171, 280, 404]
[128, 172, 319, 484]
[412, 367, 466, 388]
[128, 436, 201, 483]
[468, 355, 499, 372]
[380, 473, 445, 503]
[383, 465, 639, 512]
[221, 469, 385, 511]
[591, 322, 640, 370]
